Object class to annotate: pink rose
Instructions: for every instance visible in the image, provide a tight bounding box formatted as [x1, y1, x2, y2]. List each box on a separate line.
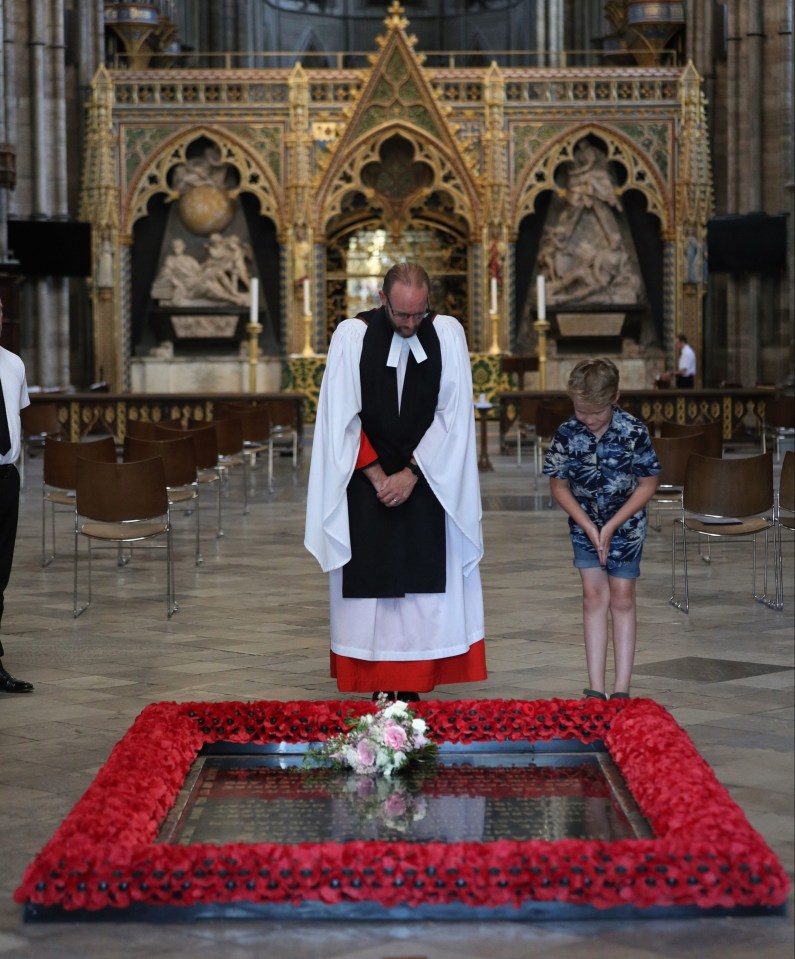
[382, 722, 408, 750]
[384, 794, 407, 819]
[356, 738, 377, 769]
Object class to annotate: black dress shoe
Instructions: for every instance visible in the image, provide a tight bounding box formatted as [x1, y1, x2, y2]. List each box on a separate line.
[0, 664, 34, 693]
[397, 691, 420, 702]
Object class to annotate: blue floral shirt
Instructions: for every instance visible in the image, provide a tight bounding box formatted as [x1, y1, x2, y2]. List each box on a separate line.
[543, 407, 660, 568]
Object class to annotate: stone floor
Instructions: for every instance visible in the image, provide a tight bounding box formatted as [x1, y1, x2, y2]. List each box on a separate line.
[0, 429, 792, 958]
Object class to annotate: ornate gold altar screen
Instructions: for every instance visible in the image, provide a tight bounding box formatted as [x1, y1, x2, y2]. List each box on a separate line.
[80, 2, 712, 404]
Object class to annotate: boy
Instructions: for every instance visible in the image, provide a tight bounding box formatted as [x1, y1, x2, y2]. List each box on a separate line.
[543, 358, 659, 700]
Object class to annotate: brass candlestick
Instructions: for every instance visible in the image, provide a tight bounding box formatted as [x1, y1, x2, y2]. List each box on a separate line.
[247, 320, 262, 393]
[534, 313, 550, 390]
[487, 309, 501, 355]
[302, 311, 315, 357]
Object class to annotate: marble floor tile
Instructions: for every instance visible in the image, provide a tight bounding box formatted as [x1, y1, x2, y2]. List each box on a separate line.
[0, 435, 792, 958]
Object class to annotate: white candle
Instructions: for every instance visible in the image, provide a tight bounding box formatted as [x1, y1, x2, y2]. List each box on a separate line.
[303, 277, 311, 316]
[537, 274, 546, 320]
[249, 277, 259, 324]
[490, 276, 498, 314]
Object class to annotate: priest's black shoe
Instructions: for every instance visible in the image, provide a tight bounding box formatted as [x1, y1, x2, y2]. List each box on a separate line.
[397, 691, 420, 702]
[372, 691, 420, 702]
[0, 664, 34, 693]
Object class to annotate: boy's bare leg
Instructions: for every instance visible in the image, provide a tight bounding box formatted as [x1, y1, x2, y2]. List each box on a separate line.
[579, 567, 610, 693]
[608, 577, 636, 694]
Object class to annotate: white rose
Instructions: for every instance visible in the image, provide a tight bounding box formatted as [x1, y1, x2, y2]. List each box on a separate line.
[384, 701, 408, 719]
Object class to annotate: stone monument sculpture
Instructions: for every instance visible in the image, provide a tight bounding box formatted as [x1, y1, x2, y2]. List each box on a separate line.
[172, 145, 236, 236]
[537, 139, 644, 307]
[151, 233, 253, 307]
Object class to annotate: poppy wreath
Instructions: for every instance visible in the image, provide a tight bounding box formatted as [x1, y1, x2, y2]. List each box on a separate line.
[15, 698, 790, 914]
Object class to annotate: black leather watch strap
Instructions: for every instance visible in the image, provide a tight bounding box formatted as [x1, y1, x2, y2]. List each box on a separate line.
[407, 462, 422, 478]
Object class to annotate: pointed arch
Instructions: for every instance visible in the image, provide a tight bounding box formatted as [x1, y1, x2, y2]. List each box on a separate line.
[121, 126, 283, 238]
[315, 123, 479, 239]
[311, 14, 481, 238]
[511, 124, 670, 235]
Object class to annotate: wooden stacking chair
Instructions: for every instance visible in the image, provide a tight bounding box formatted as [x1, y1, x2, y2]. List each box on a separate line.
[762, 395, 795, 461]
[771, 451, 794, 609]
[123, 434, 202, 565]
[41, 435, 117, 567]
[213, 416, 249, 515]
[157, 422, 225, 538]
[533, 398, 573, 476]
[670, 452, 775, 613]
[265, 398, 300, 482]
[73, 456, 176, 618]
[20, 402, 65, 485]
[124, 420, 159, 440]
[512, 396, 539, 468]
[215, 402, 273, 486]
[660, 419, 723, 459]
[649, 433, 704, 531]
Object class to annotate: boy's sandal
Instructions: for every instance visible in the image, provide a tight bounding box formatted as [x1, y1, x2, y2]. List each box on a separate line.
[583, 688, 608, 700]
[610, 692, 630, 700]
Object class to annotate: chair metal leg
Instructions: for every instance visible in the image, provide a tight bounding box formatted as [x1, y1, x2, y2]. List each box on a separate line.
[215, 471, 223, 537]
[754, 529, 779, 608]
[669, 517, 690, 612]
[194, 491, 203, 566]
[774, 521, 785, 609]
[73, 526, 91, 618]
[166, 517, 178, 617]
[268, 440, 274, 493]
[41, 487, 55, 567]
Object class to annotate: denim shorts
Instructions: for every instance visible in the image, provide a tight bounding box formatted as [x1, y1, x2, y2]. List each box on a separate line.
[572, 543, 641, 580]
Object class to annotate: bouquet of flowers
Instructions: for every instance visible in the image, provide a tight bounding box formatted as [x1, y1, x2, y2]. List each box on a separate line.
[304, 694, 437, 777]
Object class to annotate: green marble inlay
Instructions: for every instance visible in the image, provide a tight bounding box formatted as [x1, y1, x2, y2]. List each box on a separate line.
[400, 75, 421, 103]
[228, 125, 282, 179]
[124, 126, 172, 182]
[614, 122, 671, 181]
[371, 76, 394, 105]
[512, 123, 561, 179]
[385, 49, 408, 85]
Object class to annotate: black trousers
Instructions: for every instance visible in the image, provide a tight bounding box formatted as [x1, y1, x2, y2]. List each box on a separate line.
[0, 464, 21, 658]
[675, 374, 694, 389]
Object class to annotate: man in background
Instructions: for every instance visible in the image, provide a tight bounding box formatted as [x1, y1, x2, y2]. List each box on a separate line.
[675, 334, 696, 388]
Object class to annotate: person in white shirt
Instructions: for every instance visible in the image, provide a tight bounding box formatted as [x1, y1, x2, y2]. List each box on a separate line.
[675, 334, 697, 388]
[0, 298, 33, 693]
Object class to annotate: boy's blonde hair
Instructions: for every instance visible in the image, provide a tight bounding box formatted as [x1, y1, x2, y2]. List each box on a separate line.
[567, 358, 620, 407]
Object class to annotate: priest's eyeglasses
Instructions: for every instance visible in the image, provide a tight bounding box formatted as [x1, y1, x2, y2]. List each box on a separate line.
[385, 293, 431, 324]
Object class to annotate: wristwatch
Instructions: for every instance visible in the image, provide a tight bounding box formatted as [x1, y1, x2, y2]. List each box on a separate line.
[407, 461, 422, 479]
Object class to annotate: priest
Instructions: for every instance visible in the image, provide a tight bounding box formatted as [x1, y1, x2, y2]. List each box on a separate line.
[305, 262, 486, 699]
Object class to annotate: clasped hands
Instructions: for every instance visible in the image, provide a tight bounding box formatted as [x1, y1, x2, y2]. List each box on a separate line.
[364, 462, 418, 508]
[587, 522, 614, 565]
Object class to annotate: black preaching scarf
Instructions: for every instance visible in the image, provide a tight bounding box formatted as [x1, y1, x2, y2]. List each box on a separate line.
[342, 306, 446, 598]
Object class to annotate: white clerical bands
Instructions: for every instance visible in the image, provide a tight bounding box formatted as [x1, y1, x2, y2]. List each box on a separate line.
[386, 332, 427, 367]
